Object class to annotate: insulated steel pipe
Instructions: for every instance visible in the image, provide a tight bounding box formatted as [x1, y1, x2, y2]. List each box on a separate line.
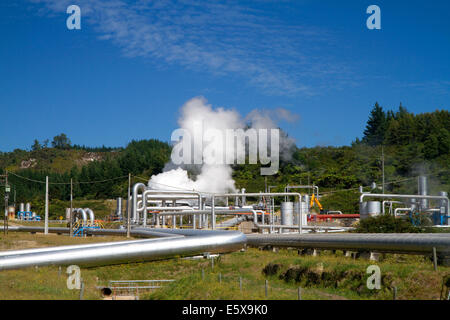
[394, 208, 412, 217]
[246, 233, 450, 259]
[0, 227, 246, 270]
[285, 185, 318, 199]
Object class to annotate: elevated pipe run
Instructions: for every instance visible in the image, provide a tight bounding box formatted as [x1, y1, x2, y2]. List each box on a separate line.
[0, 227, 246, 271]
[137, 189, 202, 226]
[360, 193, 449, 223]
[285, 185, 318, 199]
[246, 233, 450, 263]
[382, 200, 404, 215]
[212, 192, 303, 233]
[394, 208, 412, 217]
[155, 209, 257, 216]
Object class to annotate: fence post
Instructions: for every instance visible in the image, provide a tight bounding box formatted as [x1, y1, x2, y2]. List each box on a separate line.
[202, 268, 205, 280]
[79, 279, 85, 300]
[298, 287, 302, 300]
[393, 286, 397, 300]
[239, 277, 242, 291]
[433, 247, 438, 272]
[219, 273, 222, 283]
[265, 280, 268, 298]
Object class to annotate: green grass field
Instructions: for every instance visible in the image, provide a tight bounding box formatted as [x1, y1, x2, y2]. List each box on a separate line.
[0, 232, 449, 300]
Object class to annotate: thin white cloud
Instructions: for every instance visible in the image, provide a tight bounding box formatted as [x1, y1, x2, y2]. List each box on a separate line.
[393, 80, 450, 95]
[30, 0, 350, 96]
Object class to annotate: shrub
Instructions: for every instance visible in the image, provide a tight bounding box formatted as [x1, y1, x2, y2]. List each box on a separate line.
[353, 214, 422, 233]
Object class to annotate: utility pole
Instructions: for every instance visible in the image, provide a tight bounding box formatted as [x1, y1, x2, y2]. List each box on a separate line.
[44, 176, 49, 235]
[127, 173, 131, 238]
[382, 146, 385, 194]
[69, 178, 73, 237]
[4, 170, 9, 235]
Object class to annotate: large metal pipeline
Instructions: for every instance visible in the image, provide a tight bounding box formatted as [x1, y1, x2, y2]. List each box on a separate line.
[246, 233, 450, 258]
[0, 230, 181, 258]
[216, 216, 247, 229]
[0, 227, 246, 271]
[3, 225, 450, 269]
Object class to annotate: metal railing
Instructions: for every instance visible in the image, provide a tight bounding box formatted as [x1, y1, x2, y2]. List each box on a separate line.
[106, 279, 175, 299]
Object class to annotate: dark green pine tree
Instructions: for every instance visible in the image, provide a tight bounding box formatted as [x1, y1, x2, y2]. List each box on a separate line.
[363, 102, 387, 146]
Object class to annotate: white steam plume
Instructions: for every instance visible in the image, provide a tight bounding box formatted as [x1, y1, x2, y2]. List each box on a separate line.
[148, 97, 297, 193]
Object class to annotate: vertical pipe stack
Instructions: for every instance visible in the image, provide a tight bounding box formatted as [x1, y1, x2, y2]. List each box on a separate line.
[418, 176, 428, 210]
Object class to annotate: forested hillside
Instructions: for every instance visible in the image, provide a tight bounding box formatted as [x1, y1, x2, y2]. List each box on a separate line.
[1, 104, 448, 216]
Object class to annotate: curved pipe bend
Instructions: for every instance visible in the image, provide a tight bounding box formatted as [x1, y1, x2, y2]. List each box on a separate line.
[84, 208, 95, 225]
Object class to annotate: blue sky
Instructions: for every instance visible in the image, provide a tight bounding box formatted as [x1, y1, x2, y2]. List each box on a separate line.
[0, 0, 449, 152]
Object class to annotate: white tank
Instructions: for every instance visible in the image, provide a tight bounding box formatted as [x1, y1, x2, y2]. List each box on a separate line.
[360, 201, 381, 219]
[293, 201, 308, 226]
[281, 202, 294, 226]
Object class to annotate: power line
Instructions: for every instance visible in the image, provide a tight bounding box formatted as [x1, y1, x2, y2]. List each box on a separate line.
[133, 175, 199, 192]
[133, 175, 214, 194]
[320, 170, 450, 195]
[7, 171, 129, 185]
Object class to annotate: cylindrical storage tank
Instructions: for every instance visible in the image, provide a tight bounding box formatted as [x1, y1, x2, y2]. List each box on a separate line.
[439, 191, 448, 225]
[418, 176, 428, 210]
[360, 201, 381, 219]
[293, 202, 300, 225]
[281, 202, 294, 227]
[19, 203, 25, 212]
[301, 201, 308, 226]
[303, 195, 310, 215]
[25, 203, 31, 212]
[293, 201, 308, 226]
[367, 201, 381, 217]
[116, 197, 123, 217]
